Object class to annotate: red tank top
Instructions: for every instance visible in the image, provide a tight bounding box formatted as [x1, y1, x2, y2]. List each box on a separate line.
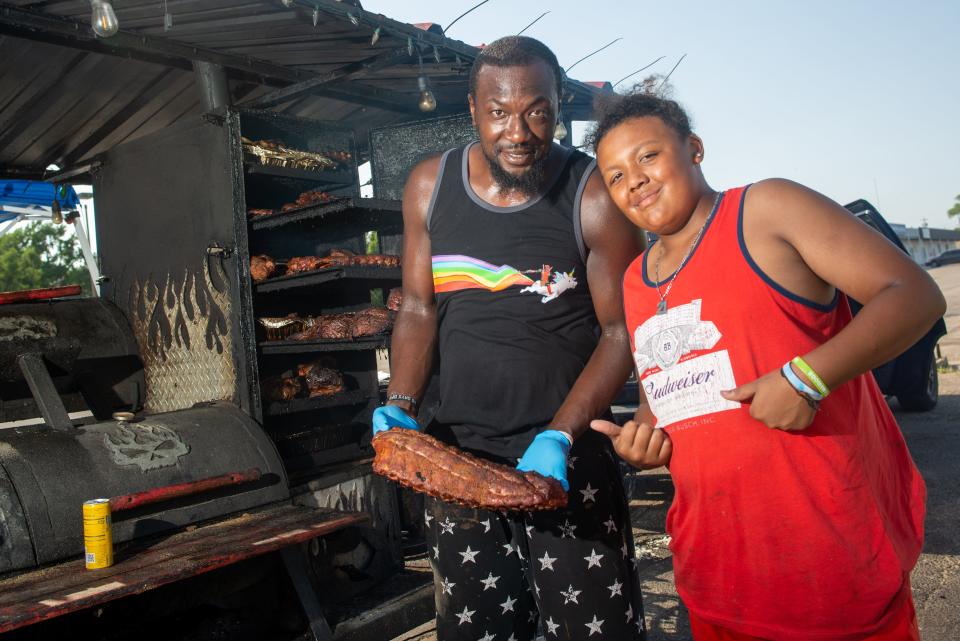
[623, 186, 926, 640]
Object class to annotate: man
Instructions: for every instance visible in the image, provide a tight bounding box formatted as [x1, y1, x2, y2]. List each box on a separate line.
[373, 36, 646, 641]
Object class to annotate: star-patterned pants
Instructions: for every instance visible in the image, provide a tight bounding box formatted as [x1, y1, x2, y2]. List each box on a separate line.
[423, 430, 646, 641]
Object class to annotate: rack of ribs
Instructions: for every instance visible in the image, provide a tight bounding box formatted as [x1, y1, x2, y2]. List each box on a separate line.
[250, 255, 278, 282]
[372, 429, 567, 511]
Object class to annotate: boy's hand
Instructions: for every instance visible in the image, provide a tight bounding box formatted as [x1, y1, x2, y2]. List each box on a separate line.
[590, 419, 671, 469]
[720, 370, 817, 431]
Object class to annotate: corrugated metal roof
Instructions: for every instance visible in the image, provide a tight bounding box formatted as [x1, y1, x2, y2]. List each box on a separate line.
[0, 0, 603, 179]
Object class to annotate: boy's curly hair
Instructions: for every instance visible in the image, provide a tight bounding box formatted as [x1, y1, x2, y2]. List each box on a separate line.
[584, 87, 693, 152]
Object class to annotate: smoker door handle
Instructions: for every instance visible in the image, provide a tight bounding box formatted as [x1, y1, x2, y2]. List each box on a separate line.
[16, 353, 76, 432]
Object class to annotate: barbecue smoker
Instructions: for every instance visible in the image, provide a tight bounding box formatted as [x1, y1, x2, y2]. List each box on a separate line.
[0, 105, 475, 636]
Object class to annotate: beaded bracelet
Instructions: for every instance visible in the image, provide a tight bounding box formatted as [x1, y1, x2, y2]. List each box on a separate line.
[791, 356, 831, 398]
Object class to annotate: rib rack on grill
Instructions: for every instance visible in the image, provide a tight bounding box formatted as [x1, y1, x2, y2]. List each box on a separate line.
[372, 429, 567, 511]
[250, 255, 277, 282]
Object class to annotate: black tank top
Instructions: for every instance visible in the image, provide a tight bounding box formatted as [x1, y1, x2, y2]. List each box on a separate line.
[428, 142, 599, 459]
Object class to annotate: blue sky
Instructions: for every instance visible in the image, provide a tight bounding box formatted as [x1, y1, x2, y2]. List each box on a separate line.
[366, 0, 960, 229]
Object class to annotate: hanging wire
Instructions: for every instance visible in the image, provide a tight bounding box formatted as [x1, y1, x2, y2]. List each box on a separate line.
[655, 53, 687, 92]
[614, 56, 666, 88]
[564, 37, 622, 74]
[443, 0, 492, 35]
[517, 11, 550, 35]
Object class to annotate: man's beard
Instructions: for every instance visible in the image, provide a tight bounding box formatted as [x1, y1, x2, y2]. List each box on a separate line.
[483, 144, 550, 196]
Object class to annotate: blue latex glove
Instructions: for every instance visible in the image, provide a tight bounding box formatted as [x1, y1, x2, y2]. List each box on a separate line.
[516, 430, 571, 491]
[372, 404, 419, 436]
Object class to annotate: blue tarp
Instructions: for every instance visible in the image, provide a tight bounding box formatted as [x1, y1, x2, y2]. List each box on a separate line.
[0, 180, 80, 211]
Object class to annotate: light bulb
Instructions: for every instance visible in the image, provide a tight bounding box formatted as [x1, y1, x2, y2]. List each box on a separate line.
[51, 201, 63, 225]
[554, 120, 568, 141]
[417, 76, 437, 112]
[90, 0, 119, 38]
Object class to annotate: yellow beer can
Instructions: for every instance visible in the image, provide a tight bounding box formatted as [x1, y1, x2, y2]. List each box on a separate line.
[82, 498, 113, 569]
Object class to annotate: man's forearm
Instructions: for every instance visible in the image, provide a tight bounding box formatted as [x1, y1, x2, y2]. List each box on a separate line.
[385, 305, 438, 415]
[550, 330, 634, 440]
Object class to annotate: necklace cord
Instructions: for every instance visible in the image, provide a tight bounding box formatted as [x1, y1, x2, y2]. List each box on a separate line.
[654, 191, 722, 309]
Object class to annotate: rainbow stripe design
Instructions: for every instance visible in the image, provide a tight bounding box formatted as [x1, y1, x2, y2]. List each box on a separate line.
[432, 254, 535, 293]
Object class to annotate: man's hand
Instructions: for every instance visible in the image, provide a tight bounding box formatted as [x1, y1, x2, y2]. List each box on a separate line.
[516, 430, 571, 491]
[372, 405, 419, 436]
[720, 369, 817, 431]
[590, 419, 671, 469]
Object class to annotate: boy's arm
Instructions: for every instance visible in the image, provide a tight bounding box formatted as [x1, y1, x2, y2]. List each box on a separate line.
[721, 179, 946, 429]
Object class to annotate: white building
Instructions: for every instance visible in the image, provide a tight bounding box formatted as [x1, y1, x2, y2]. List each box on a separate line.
[890, 223, 960, 264]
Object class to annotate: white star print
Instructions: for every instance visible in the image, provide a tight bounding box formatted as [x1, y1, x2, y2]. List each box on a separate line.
[423, 509, 433, 527]
[459, 545, 479, 564]
[440, 577, 456, 595]
[608, 578, 623, 597]
[538, 550, 557, 571]
[585, 614, 604, 636]
[567, 455, 578, 470]
[528, 610, 538, 623]
[579, 482, 599, 503]
[508, 634, 517, 641]
[480, 572, 500, 591]
[525, 524, 534, 538]
[559, 519, 577, 538]
[621, 541, 628, 558]
[534, 581, 541, 597]
[545, 617, 560, 636]
[481, 518, 491, 533]
[637, 615, 645, 632]
[560, 584, 582, 605]
[603, 516, 618, 533]
[479, 632, 495, 641]
[625, 603, 633, 622]
[584, 548, 604, 569]
[440, 517, 456, 535]
[433, 545, 439, 560]
[455, 605, 475, 625]
[502, 542, 517, 556]
[500, 595, 517, 613]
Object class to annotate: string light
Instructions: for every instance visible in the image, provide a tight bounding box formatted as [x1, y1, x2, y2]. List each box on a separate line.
[312, 5, 319, 26]
[417, 53, 437, 112]
[418, 76, 437, 112]
[554, 117, 568, 141]
[371, 26, 381, 45]
[90, 0, 119, 38]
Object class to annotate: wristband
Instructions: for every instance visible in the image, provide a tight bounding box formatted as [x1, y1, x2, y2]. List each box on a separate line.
[780, 363, 822, 410]
[386, 392, 417, 408]
[551, 429, 574, 446]
[791, 356, 830, 397]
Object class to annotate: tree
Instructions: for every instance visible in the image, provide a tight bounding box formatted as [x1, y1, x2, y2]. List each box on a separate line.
[949, 194, 960, 220]
[0, 222, 91, 294]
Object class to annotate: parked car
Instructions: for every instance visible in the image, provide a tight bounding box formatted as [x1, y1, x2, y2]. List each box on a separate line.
[845, 199, 946, 410]
[925, 248, 960, 268]
[616, 200, 946, 413]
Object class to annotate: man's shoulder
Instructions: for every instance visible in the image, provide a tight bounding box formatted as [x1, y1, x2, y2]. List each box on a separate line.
[404, 149, 457, 199]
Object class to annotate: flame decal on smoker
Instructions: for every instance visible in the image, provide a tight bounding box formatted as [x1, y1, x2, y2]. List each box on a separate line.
[127, 258, 235, 413]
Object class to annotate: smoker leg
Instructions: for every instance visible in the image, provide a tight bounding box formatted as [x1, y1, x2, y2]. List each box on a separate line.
[281, 546, 334, 641]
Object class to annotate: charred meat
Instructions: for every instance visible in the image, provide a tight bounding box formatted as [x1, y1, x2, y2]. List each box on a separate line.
[372, 429, 567, 511]
[250, 255, 277, 282]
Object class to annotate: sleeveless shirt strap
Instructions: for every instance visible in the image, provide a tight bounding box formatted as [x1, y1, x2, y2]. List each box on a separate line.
[572, 158, 597, 263]
[425, 147, 456, 233]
